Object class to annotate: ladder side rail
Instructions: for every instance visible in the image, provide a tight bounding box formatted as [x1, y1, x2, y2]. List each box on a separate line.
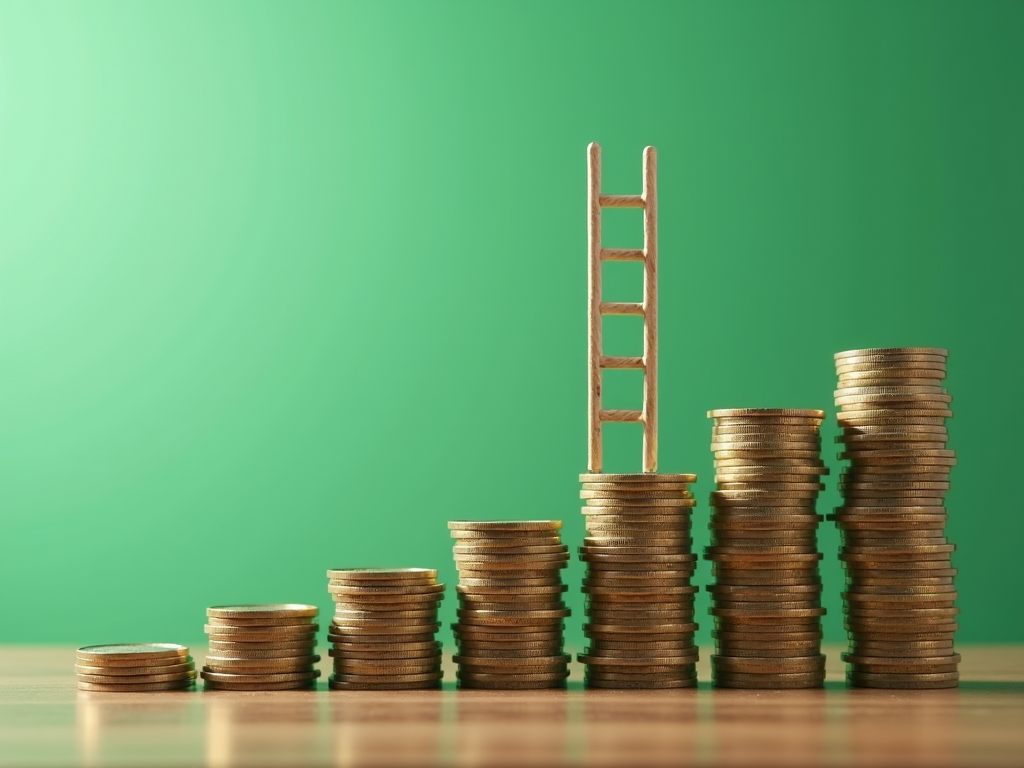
[641, 146, 658, 473]
[587, 142, 603, 473]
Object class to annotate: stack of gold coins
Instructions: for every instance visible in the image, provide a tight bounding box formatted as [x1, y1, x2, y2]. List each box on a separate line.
[705, 409, 828, 689]
[75, 644, 195, 692]
[201, 604, 320, 690]
[326, 568, 445, 690]
[577, 473, 700, 689]
[450, 521, 570, 689]
[832, 347, 959, 689]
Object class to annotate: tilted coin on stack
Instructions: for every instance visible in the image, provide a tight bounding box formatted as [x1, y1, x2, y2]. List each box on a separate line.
[201, 604, 320, 690]
[578, 473, 700, 689]
[326, 568, 444, 690]
[76, 643, 196, 692]
[450, 521, 570, 689]
[705, 409, 828, 689]
[831, 347, 960, 689]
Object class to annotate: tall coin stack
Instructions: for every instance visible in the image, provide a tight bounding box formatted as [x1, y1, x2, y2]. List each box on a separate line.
[577, 473, 700, 689]
[201, 604, 320, 690]
[705, 409, 828, 689]
[832, 347, 960, 689]
[449, 521, 571, 689]
[327, 568, 445, 690]
[76, 643, 195, 692]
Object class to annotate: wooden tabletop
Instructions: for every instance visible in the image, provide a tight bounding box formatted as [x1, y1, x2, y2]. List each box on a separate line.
[1, 645, 1022, 767]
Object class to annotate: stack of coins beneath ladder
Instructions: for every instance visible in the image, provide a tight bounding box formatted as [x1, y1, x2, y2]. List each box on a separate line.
[76, 643, 195, 692]
[201, 604, 320, 690]
[450, 521, 571, 689]
[705, 409, 828, 689]
[326, 568, 445, 690]
[832, 347, 960, 689]
[577, 473, 700, 689]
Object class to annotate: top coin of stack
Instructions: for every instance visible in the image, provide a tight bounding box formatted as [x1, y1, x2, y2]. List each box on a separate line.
[326, 568, 444, 690]
[705, 409, 828, 689]
[201, 604, 320, 690]
[76, 643, 196, 692]
[578, 473, 700, 689]
[832, 347, 959, 690]
[450, 521, 571, 689]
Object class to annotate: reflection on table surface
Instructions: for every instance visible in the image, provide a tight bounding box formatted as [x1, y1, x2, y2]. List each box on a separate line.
[1, 646, 1022, 767]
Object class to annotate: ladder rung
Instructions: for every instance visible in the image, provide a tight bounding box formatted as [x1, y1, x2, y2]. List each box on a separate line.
[600, 409, 643, 423]
[601, 356, 644, 369]
[600, 248, 645, 262]
[600, 194, 645, 208]
[600, 302, 644, 316]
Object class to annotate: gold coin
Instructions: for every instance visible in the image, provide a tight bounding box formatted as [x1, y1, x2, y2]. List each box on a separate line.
[77, 680, 194, 692]
[205, 616, 318, 628]
[203, 679, 316, 691]
[448, 520, 561, 531]
[75, 662, 195, 676]
[586, 677, 695, 689]
[331, 670, 445, 685]
[579, 473, 697, 483]
[328, 678, 440, 690]
[203, 625, 318, 638]
[76, 643, 189, 664]
[708, 409, 825, 419]
[77, 670, 197, 684]
[837, 409, 953, 423]
[582, 482, 692, 491]
[206, 604, 318, 620]
[453, 544, 568, 556]
[326, 568, 437, 581]
[835, 347, 947, 359]
[714, 450, 821, 460]
[200, 669, 320, 684]
[204, 657, 319, 673]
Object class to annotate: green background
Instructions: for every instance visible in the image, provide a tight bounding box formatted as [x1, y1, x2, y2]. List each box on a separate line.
[1, 1, 1021, 650]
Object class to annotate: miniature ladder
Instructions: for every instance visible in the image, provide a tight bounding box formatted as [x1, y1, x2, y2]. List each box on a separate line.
[587, 142, 658, 474]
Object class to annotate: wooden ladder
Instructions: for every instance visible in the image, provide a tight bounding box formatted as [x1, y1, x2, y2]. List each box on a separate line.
[587, 142, 659, 474]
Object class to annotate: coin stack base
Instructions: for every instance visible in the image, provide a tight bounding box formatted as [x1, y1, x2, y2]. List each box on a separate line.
[201, 604, 320, 690]
[578, 473, 699, 689]
[76, 644, 196, 692]
[326, 568, 444, 690]
[450, 521, 570, 690]
[705, 409, 827, 689]
[832, 347, 959, 689]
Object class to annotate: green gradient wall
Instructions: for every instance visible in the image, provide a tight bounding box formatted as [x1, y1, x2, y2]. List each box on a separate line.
[1, 1, 1021, 649]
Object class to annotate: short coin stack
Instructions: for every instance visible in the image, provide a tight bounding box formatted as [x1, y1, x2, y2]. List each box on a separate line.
[450, 521, 571, 689]
[76, 643, 195, 692]
[201, 604, 320, 690]
[327, 568, 444, 690]
[705, 409, 828, 689]
[577, 473, 700, 689]
[832, 347, 960, 689]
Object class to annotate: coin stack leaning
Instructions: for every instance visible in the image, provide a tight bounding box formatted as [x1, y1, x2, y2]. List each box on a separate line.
[450, 520, 571, 689]
[832, 347, 960, 689]
[201, 604, 320, 690]
[705, 409, 828, 689]
[326, 568, 445, 690]
[577, 473, 700, 689]
[76, 643, 196, 692]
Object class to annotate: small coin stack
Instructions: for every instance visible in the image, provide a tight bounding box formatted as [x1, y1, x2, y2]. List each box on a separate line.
[449, 520, 571, 689]
[705, 409, 828, 689]
[326, 568, 445, 690]
[201, 604, 320, 690]
[832, 347, 960, 690]
[76, 643, 196, 692]
[577, 473, 699, 689]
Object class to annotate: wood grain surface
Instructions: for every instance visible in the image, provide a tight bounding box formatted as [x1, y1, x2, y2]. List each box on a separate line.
[1, 645, 1021, 767]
